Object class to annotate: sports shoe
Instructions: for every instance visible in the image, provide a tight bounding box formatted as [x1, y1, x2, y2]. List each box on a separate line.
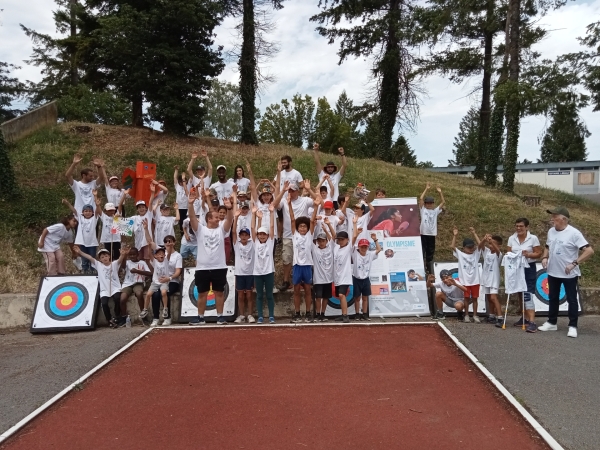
[139, 308, 149, 319]
[279, 281, 291, 291]
[538, 321, 558, 332]
[321, 314, 328, 322]
[234, 315, 245, 324]
[495, 318, 504, 328]
[291, 312, 302, 323]
[217, 316, 227, 325]
[162, 318, 172, 327]
[257, 317, 264, 324]
[150, 319, 160, 327]
[473, 315, 481, 324]
[269, 317, 275, 324]
[272, 287, 280, 294]
[525, 322, 537, 333]
[457, 312, 464, 322]
[162, 307, 169, 318]
[486, 315, 497, 324]
[359, 312, 367, 321]
[189, 316, 206, 326]
[463, 315, 471, 323]
[567, 326, 578, 338]
[513, 317, 524, 327]
[342, 314, 350, 323]
[435, 311, 446, 321]
[247, 315, 256, 323]
[304, 313, 312, 323]
[117, 317, 127, 328]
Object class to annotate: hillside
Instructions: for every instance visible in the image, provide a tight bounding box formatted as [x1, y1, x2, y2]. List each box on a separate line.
[1, 122, 599, 293]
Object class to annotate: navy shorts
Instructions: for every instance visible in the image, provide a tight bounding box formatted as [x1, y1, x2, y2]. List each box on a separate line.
[236, 275, 254, 291]
[293, 264, 313, 285]
[314, 283, 332, 299]
[335, 285, 350, 297]
[353, 276, 372, 296]
[195, 269, 227, 293]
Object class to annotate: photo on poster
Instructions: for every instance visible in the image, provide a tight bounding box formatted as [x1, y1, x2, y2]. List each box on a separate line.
[371, 284, 390, 295]
[390, 272, 407, 292]
[406, 268, 426, 282]
[368, 204, 420, 237]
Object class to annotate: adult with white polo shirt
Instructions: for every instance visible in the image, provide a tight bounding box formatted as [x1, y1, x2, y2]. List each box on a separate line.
[506, 217, 542, 332]
[65, 153, 103, 213]
[210, 165, 235, 205]
[273, 180, 318, 291]
[186, 148, 213, 190]
[186, 188, 234, 326]
[312, 143, 347, 209]
[539, 207, 594, 338]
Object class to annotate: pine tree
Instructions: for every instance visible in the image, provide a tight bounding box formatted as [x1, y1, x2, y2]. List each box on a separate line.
[390, 135, 417, 167]
[0, 130, 18, 200]
[540, 102, 589, 162]
[0, 62, 25, 122]
[450, 106, 480, 166]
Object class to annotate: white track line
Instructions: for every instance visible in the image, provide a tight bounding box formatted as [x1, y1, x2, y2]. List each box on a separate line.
[437, 322, 564, 450]
[0, 327, 154, 444]
[159, 320, 436, 329]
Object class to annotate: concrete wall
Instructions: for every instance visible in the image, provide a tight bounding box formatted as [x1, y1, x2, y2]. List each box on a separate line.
[0, 101, 58, 143]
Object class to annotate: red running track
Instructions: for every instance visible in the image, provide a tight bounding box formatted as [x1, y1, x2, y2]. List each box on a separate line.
[2, 325, 549, 450]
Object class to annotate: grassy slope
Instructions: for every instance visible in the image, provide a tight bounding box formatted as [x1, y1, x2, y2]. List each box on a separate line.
[1, 122, 599, 293]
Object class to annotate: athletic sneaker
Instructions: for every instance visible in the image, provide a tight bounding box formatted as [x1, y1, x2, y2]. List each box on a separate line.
[342, 314, 350, 323]
[257, 317, 264, 324]
[189, 316, 206, 326]
[495, 318, 504, 328]
[162, 307, 169, 318]
[567, 326, 578, 338]
[217, 316, 227, 325]
[269, 317, 275, 324]
[321, 314, 328, 322]
[463, 315, 471, 323]
[234, 315, 245, 324]
[359, 313, 366, 321]
[139, 308, 149, 319]
[150, 319, 160, 327]
[473, 315, 481, 324]
[304, 313, 312, 323]
[435, 311, 445, 321]
[525, 322, 537, 333]
[457, 312, 464, 322]
[486, 316, 496, 324]
[513, 317, 524, 327]
[162, 318, 172, 327]
[291, 312, 302, 323]
[247, 315, 256, 323]
[272, 287, 280, 294]
[538, 321, 558, 332]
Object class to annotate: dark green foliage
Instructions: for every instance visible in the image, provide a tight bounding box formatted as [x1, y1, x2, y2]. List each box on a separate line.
[0, 62, 26, 122]
[485, 100, 504, 187]
[540, 102, 590, 162]
[0, 131, 18, 201]
[200, 79, 243, 141]
[258, 94, 315, 148]
[390, 135, 417, 167]
[57, 84, 131, 125]
[450, 106, 480, 166]
[310, 97, 354, 154]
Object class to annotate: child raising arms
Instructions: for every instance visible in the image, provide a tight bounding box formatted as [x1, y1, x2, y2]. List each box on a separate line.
[352, 217, 382, 320]
[252, 203, 276, 324]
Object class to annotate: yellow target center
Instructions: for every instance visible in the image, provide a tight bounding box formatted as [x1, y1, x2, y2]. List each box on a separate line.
[61, 295, 73, 306]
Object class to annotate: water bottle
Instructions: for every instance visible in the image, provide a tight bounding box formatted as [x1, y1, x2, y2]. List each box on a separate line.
[125, 315, 131, 328]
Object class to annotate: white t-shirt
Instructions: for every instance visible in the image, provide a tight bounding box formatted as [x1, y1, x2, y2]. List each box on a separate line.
[175, 184, 188, 210]
[434, 280, 465, 300]
[352, 247, 378, 280]
[100, 213, 121, 244]
[192, 200, 208, 219]
[312, 240, 334, 285]
[151, 258, 170, 284]
[129, 210, 154, 250]
[38, 224, 74, 252]
[154, 215, 178, 247]
[351, 211, 371, 243]
[166, 251, 183, 283]
[314, 214, 340, 239]
[256, 199, 277, 238]
[75, 214, 99, 247]
[293, 231, 313, 266]
[318, 170, 342, 199]
[337, 209, 350, 233]
[279, 196, 314, 239]
[188, 175, 212, 190]
[195, 223, 227, 270]
[92, 260, 121, 297]
[234, 240, 255, 276]
[453, 248, 481, 286]
[253, 238, 275, 276]
[502, 251, 530, 294]
[230, 177, 251, 193]
[105, 184, 127, 208]
[122, 260, 150, 288]
[333, 243, 353, 286]
[235, 212, 252, 237]
[420, 206, 442, 236]
[70, 180, 97, 213]
[507, 232, 541, 263]
[209, 180, 235, 205]
[481, 247, 502, 289]
[181, 218, 197, 246]
[546, 225, 589, 279]
[278, 169, 303, 196]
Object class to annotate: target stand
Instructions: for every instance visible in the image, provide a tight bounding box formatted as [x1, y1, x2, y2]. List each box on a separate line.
[179, 267, 237, 323]
[30, 276, 100, 334]
[324, 283, 356, 318]
[532, 263, 582, 316]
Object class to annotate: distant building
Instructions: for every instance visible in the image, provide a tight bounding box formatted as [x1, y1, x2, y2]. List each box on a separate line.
[428, 161, 600, 203]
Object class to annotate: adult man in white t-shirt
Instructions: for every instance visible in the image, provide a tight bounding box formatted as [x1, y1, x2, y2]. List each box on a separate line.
[277, 155, 303, 199]
[65, 153, 104, 213]
[186, 148, 213, 190]
[273, 180, 317, 291]
[539, 207, 594, 338]
[312, 143, 347, 209]
[187, 188, 234, 326]
[210, 165, 235, 205]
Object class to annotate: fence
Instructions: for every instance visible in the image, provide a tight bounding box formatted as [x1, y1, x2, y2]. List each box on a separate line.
[0, 101, 58, 143]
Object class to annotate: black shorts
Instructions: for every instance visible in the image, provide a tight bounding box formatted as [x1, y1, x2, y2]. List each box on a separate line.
[195, 268, 228, 293]
[314, 283, 332, 299]
[335, 285, 350, 297]
[236, 275, 254, 291]
[353, 276, 372, 296]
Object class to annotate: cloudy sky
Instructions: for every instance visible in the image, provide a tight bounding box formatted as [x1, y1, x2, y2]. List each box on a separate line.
[1, 0, 599, 165]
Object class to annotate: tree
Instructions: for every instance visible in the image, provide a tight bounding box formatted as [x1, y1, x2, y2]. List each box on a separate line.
[0, 62, 26, 122]
[0, 130, 18, 200]
[311, 0, 421, 159]
[572, 21, 600, 111]
[390, 135, 417, 167]
[57, 84, 131, 124]
[310, 97, 354, 153]
[450, 106, 480, 166]
[539, 102, 589, 163]
[200, 79, 243, 141]
[258, 94, 315, 147]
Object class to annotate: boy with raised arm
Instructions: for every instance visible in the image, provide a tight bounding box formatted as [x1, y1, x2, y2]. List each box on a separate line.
[186, 148, 213, 190]
[252, 203, 277, 324]
[139, 219, 170, 320]
[352, 216, 382, 320]
[419, 182, 446, 272]
[451, 227, 482, 323]
[65, 153, 104, 213]
[312, 216, 336, 322]
[233, 202, 255, 324]
[121, 184, 155, 263]
[313, 143, 347, 209]
[173, 165, 189, 232]
[475, 232, 504, 326]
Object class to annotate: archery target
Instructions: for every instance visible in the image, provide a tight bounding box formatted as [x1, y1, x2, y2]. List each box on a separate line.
[433, 262, 487, 314]
[325, 283, 356, 317]
[31, 276, 99, 333]
[180, 267, 236, 321]
[532, 263, 581, 314]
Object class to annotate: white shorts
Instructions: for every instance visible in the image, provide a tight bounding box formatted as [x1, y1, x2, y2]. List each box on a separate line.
[482, 286, 499, 295]
[148, 281, 169, 293]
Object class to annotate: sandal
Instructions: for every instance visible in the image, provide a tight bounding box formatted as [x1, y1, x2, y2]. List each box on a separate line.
[109, 318, 118, 328]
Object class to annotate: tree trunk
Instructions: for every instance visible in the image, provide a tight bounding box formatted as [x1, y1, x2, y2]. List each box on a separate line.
[132, 92, 143, 127]
[239, 0, 258, 145]
[502, 0, 521, 192]
[69, 0, 79, 86]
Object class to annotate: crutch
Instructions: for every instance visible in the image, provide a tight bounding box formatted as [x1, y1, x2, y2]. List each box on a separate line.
[502, 294, 510, 330]
[521, 293, 526, 331]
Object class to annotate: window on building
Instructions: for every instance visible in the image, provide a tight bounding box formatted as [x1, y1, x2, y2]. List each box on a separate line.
[577, 172, 595, 185]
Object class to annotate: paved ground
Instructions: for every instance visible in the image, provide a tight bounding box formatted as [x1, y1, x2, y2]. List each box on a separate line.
[1, 316, 599, 449]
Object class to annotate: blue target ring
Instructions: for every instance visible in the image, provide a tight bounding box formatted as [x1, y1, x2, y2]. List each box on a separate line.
[535, 269, 566, 305]
[44, 282, 89, 321]
[327, 283, 355, 309]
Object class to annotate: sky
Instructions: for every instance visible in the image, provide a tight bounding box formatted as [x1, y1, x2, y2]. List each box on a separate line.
[1, 0, 599, 166]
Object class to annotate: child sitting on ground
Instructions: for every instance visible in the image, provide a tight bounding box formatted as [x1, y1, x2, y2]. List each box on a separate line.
[451, 227, 482, 323]
[311, 216, 336, 322]
[233, 208, 255, 324]
[139, 219, 169, 320]
[352, 216, 382, 320]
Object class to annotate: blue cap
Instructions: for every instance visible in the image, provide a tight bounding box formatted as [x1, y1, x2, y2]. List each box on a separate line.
[239, 228, 250, 235]
[82, 204, 94, 211]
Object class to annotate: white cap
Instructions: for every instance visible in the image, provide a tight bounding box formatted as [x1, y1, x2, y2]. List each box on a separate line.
[257, 226, 269, 234]
[136, 200, 146, 206]
[104, 202, 116, 211]
[109, 175, 119, 182]
[216, 164, 226, 171]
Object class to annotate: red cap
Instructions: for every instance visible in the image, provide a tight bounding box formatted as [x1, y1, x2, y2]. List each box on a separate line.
[358, 238, 370, 247]
[324, 200, 334, 209]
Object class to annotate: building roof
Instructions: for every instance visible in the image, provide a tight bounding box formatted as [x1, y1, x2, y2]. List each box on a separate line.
[429, 160, 600, 174]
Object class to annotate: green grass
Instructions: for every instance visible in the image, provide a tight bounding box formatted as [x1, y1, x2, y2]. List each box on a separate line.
[2, 121, 599, 293]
